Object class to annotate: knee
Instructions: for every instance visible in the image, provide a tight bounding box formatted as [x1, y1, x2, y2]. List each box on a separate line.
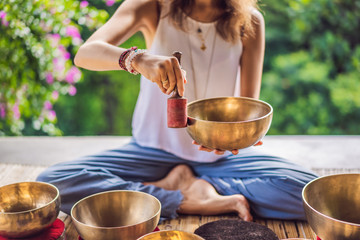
[244, 176, 309, 220]
[36, 168, 54, 183]
[36, 164, 65, 184]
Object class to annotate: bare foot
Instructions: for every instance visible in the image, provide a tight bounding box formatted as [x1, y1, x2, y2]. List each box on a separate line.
[143, 164, 196, 191]
[144, 164, 252, 221]
[178, 179, 253, 221]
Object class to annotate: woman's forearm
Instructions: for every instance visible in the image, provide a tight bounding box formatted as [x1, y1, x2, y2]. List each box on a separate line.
[73, 0, 159, 72]
[74, 41, 124, 71]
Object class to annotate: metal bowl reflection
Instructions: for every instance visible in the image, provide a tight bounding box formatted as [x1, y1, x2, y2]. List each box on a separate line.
[187, 97, 273, 150]
[71, 190, 161, 240]
[302, 174, 360, 240]
[0, 181, 60, 238]
[137, 230, 205, 240]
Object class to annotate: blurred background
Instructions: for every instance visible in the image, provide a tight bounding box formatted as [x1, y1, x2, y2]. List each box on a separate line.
[0, 0, 359, 136]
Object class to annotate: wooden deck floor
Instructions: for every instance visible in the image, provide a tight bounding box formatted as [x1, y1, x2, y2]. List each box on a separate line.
[1, 163, 359, 239]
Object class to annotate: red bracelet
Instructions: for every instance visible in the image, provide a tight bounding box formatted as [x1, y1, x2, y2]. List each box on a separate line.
[118, 47, 137, 71]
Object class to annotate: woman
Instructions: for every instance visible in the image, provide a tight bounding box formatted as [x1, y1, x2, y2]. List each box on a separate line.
[37, 0, 317, 221]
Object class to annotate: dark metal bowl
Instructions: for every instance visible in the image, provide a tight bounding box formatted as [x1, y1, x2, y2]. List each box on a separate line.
[0, 181, 60, 238]
[71, 190, 161, 240]
[187, 97, 273, 150]
[302, 174, 360, 240]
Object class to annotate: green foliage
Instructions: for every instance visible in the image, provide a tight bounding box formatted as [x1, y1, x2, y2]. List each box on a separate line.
[261, 0, 360, 135]
[262, 51, 333, 134]
[54, 33, 144, 135]
[0, 0, 108, 135]
[1, 0, 359, 136]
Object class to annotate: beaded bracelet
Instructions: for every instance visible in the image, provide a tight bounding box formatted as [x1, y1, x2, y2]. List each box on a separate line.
[125, 48, 147, 75]
[118, 47, 137, 71]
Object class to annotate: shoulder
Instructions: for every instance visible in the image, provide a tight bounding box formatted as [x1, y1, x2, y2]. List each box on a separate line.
[114, 0, 161, 19]
[111, 0, 161, 31]
[242, 8, 265, 47]
[250, 8, 265, 27]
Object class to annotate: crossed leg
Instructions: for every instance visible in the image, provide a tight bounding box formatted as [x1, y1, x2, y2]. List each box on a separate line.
[144, 164, 253, 221]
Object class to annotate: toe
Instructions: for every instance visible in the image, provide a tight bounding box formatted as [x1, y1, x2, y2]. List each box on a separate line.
[235, 195, 253, 221]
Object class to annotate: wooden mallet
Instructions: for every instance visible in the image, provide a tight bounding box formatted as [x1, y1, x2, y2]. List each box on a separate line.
[167, 51, 187, 128]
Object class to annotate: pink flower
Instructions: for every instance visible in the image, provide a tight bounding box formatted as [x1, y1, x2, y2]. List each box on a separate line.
[50, 34, 61, 44]
[66, 25, 81, 39]
[50, 7, 57, 14]
[0, 11, 9, 27]
[68, 85, 77, 96]
[65, 66, 81, 84]
[52, 91, 59, 100]
[52, 33, 60, 40]
[0, 11, 6, 19]
[64, 51, 71, 60]
[12, 103, 20, 120]
[57, 44, 71, 60]
[80, 1, 89, 8]
[47, 34, 61, 47]
[105, 0, 115, 6]
[0, 103, 6, 119]
[58, 44, 66, 53]
[44, 101, 52, 110]
[48, 110, 56, 121]
[53, 57, 65, 72]
[63, 18, 71, 25]
[46, 73, 54, 84]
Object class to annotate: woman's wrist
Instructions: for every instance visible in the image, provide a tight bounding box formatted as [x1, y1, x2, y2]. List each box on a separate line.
[127, 49, 147, 75]
[118, 47, 147, 75]
[118, 47, 137, 71]
[131, 51, 148, 74]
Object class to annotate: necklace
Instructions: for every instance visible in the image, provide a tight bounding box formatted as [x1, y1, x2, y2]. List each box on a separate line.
[188, 26, 217, 100]
[196, 25, 212, 51]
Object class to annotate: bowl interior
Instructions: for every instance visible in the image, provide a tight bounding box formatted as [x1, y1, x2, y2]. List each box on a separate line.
[72, 191, 161, 228]
[0, 182, 58, 213]
[138, 230, 205, 240]
[303, 174, 360, 224]
[187, 97, 272, 122]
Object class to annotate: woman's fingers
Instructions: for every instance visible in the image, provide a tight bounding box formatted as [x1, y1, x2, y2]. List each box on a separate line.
[193, 141, 225, 155]
[160, 69, 169, 90]
[166, 60, 177, 94]
[193, 141, 215, 153]
[138, 54, 184, 95]
[181, 69, 187, 84]
[194, 140, 261, 155]
[172, 57, 184, 96]
[156, 70, 167, 94]
[214, 149, 225, 155]
[192, 140, 198, 145]
[193, 141, 226, 155]
[199, 145, 213, 152]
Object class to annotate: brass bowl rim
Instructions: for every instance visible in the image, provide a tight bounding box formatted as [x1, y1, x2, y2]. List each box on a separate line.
[302, 173, 360, 227]
[70, 190, 161, 230]
[187, 96, 273, 123]
[0, 181, 59, 215]
[137, 230, 205, 240]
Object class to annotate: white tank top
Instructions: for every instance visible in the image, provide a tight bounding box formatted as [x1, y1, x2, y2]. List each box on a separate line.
[132, 2, 243, 162]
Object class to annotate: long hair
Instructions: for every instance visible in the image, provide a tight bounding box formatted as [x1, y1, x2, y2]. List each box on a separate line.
[166, 0, 258, 43]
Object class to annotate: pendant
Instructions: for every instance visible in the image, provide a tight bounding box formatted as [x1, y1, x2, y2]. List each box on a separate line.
[200, 43, 206, 51]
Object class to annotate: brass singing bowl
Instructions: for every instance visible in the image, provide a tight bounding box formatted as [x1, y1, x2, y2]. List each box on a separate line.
[137, 230, 205, 240]
[0, 181, 60, 238]
[187, 97, 273, 150]
[302, 174, 360, 240]
[71, 190, 161, 240]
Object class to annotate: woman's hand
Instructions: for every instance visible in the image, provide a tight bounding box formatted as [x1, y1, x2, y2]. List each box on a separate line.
[192, 140, 263, 155]
[132, 52, 186, 96]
